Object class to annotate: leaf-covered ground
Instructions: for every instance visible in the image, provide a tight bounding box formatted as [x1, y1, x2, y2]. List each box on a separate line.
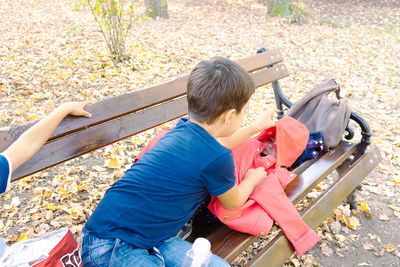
[0, 0, 399, 266]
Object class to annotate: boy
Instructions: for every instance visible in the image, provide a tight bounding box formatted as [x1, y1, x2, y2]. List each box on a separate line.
[0, 101, 92, 194]
[82, 57, 277, 266]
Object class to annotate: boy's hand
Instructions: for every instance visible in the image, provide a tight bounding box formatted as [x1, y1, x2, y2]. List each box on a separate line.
[253, 109, 279, 132]
[217, 109, 278, 150]
[58, 101, 92, 118]
[244, 167, 267, 188]
[217, 167, 267, 210]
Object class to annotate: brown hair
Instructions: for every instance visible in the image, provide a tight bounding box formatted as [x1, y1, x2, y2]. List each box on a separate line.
[187, 57, 255, 124]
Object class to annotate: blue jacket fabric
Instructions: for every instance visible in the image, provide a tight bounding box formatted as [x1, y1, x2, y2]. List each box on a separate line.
[291, 132, 324, 169]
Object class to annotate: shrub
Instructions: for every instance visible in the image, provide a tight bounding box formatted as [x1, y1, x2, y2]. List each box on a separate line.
[86, 0, 137, 65]
[268, 0, 311, 24]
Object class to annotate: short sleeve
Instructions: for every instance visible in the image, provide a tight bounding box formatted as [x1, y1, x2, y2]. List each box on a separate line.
[200, 152, 236, 196]
[0, 154, 12, 194]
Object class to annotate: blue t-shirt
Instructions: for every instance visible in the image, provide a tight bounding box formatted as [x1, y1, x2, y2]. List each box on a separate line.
[0, 154, 12, 194]
[83, 118, 236, 248]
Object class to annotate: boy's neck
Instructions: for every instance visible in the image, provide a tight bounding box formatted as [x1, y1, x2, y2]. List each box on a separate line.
[189, 118, 223, 139]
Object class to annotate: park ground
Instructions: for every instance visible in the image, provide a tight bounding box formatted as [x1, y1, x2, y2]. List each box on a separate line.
[0, 0, 399, 266]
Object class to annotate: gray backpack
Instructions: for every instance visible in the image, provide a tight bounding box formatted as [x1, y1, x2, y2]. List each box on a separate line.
[287, 79, 352, 151]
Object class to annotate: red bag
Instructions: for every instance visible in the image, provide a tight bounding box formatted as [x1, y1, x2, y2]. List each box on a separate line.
[0, 227, 81, 267]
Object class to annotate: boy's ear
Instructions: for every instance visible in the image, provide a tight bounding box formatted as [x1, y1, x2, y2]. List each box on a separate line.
[223, 109, 237, 124]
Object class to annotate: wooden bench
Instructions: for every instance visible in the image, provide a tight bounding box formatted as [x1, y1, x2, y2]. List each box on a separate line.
[0, 48, 382, 266]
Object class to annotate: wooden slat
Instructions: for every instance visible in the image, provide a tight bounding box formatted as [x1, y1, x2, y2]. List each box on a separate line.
[252, 64, 289, 88]
[8, 63, 289, 180]
[236, 48, 283, 72]
[0, 50, 285, 152]
[208, 142, 357, 262]
[0, 76, 188, 152]
[287, 141, 357, 203]
[248, 144, 382, 267]
[11, 97, 188, 180]
[211, 226, 257, 262]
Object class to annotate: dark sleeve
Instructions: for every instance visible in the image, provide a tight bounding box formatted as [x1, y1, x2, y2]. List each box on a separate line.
[0, 154, 11, 194]
[200, 152, 236, 197]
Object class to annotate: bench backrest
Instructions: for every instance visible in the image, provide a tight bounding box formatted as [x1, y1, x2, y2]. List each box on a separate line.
[0, 49, 289, 181]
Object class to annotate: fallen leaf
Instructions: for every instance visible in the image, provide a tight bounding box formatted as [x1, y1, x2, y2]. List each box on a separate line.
[19, 177, 33, 185]
[323, 232, 333, 241]
[368, 234, 381, 243]
[289, 258, 301, 267]
[341, 226, 350, 234]
[383, 244, 396, 252]
[320, 242, 333, 256]
[363, 243, 376, 251]
[105, 158, 122, 169]
[361, 201, 369, 211]
[335, 248, 345, 258]
[346, 216, 360, 230]
[45, 210, 53, 221]
[11, 196, 21, 206]
[349, 234, 358, 241]
[329, 221, 341, 234]
[2, 193, 11, 201]
[17, 233, 29, 241]
[388, 204, 400, 212]
[28, 114, 37, 121]
[45, 203, 58, 211]
[70, 224, 83, 234]
[335, 234, 346, 243]
[375, 250, 385, 257]
[378, 214, 389, 221]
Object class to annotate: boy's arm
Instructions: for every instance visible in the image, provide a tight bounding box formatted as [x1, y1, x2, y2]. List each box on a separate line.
[217, 125, 263, 149]
[217, 167, 266, 210]
[218, 109, 278, 149]
[3, 102, 91, 171]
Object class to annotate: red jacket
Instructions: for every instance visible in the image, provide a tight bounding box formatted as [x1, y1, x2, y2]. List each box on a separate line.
[208, 117, 319, 256]
[135, 117, 320, 256]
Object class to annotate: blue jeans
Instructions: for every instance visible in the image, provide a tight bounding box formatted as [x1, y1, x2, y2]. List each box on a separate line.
[81, 233, 230, 267]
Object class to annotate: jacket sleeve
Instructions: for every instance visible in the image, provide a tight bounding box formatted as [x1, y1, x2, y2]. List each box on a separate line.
[0, 153, 12, 194]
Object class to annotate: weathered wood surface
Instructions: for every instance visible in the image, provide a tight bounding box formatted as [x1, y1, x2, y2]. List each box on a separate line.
[0, 48, 284, 151]
[12, 97, 188, 180]
[5, 50, 289, 181]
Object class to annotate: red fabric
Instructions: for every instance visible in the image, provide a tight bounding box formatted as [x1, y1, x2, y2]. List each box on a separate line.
[33, 230, 81, 267]
[134, 118, 319, 256]
[208, 117, 320, 256]
[256, 116, 309, 167]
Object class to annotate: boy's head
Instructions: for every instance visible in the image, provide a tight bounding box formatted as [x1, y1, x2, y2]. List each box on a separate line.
[187, 57, 255, 125]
